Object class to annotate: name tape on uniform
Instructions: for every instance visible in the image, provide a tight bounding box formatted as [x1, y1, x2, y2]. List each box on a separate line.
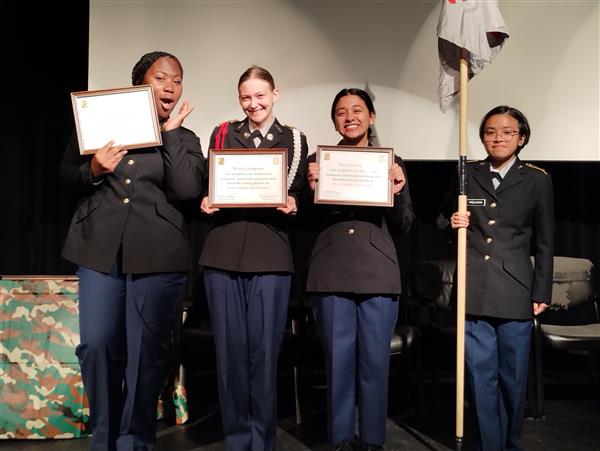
[467, 199, 486, 207]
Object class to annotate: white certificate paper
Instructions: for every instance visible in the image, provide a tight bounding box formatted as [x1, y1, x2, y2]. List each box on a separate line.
[208, 149, 288, 208]
[71, 85, 162, 154]
[315, 146, 393, 207]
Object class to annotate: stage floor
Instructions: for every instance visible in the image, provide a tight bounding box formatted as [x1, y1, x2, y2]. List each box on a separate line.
[3, 345, 600, 451]
[3, 396, 599, 451]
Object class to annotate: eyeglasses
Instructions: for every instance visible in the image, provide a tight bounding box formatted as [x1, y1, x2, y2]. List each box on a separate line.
[483, 130, 520, 141]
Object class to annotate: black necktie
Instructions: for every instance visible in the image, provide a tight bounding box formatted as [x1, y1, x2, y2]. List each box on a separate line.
[250, 130, 262, 147]
[491, 172, 502, 189]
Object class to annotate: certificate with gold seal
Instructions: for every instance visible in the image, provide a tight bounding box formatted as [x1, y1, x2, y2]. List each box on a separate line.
[70, 85, 162, 155]
[208, 149, 288, 208]
[315, 145, 393, 207]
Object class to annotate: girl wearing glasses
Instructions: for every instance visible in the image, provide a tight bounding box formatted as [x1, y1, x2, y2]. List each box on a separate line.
[448, 105, 554, 451]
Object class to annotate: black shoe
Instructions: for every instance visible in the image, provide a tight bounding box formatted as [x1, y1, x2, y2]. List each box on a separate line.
[360, 443, 383, 451]
[335, 441, 356, 451]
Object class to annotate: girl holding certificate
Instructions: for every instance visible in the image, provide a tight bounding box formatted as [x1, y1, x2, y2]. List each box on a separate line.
[198, 66, 308, 451]
[305, 88, 415, 451]
[60, 51, 204, 451]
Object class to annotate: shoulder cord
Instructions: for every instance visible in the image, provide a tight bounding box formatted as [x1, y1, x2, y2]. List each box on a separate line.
[288, 128, 301, 189]
[214, 122, 230, 150]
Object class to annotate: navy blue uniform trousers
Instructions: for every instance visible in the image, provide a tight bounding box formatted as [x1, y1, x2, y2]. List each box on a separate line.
[76, 261, 185, 451]
[312, 294, 398, 446]
[204, 268, 291, 451]
[465, 317, 532, 451]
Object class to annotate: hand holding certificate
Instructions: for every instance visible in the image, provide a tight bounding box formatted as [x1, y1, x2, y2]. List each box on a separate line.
[314, 146, 394, 207]
[71, 85, 162, 155]
[208, 149, 288, 208]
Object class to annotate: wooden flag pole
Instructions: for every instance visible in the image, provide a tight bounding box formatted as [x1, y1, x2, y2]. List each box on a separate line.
[455, 47, 469, 451]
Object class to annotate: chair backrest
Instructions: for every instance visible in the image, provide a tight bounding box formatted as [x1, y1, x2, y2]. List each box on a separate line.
[548, 256, 596, 310]
[409, 260, 456, 311]
[409, 257, 598, 320]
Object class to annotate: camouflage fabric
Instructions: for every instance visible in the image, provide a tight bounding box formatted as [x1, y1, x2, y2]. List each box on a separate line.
[0, 277, 89, 439]
[1, 276, 189, 440]
[173, 376, 189, 425]
[157, 372, 189, 425]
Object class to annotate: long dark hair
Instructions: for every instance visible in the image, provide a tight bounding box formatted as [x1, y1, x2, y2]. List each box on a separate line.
[330, 88, 376, 137]
[479, 105, 531, 154]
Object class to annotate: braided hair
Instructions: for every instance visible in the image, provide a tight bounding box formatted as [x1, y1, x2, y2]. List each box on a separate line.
[131, 51, 183, 86]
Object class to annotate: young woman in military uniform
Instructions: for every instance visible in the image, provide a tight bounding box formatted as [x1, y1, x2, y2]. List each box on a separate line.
[448, 106, 554, 451]
[198, 66, 308, 451]
[305, 88, 415, 451]
[60, 51, 205, 450]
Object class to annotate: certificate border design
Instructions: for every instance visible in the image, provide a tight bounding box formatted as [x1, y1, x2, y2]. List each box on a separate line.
[315, 145, 394, 207]
[208, 148, 288, 208]
[70, 85, 162, 155]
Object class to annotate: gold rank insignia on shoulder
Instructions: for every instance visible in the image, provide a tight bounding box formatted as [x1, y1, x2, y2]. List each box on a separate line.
[525, 162, 548, 175]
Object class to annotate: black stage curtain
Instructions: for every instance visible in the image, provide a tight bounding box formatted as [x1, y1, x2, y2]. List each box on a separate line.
[2, 2, 598, 281]
[1, 2, 89, 275]
[402, 160, 600, 267]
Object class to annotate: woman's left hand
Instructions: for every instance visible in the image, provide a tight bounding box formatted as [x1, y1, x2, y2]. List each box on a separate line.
[390, 163, 406, 194]
[277, 196, 297, 216]
[532, 301, 548, 316]
[162, 100, 194, 132]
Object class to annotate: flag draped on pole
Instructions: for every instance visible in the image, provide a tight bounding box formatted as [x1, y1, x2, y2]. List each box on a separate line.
[437, 0, 509, 112]
[436, 3, 510, 449]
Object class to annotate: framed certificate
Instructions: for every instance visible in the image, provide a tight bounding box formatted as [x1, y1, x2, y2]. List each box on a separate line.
[70, 85, 162, 155]
[315, 145, 394, 207]
[208, 149, 288, 208]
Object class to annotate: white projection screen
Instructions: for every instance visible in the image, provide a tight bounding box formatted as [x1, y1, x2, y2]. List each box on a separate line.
[89, 1, 599, 161]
